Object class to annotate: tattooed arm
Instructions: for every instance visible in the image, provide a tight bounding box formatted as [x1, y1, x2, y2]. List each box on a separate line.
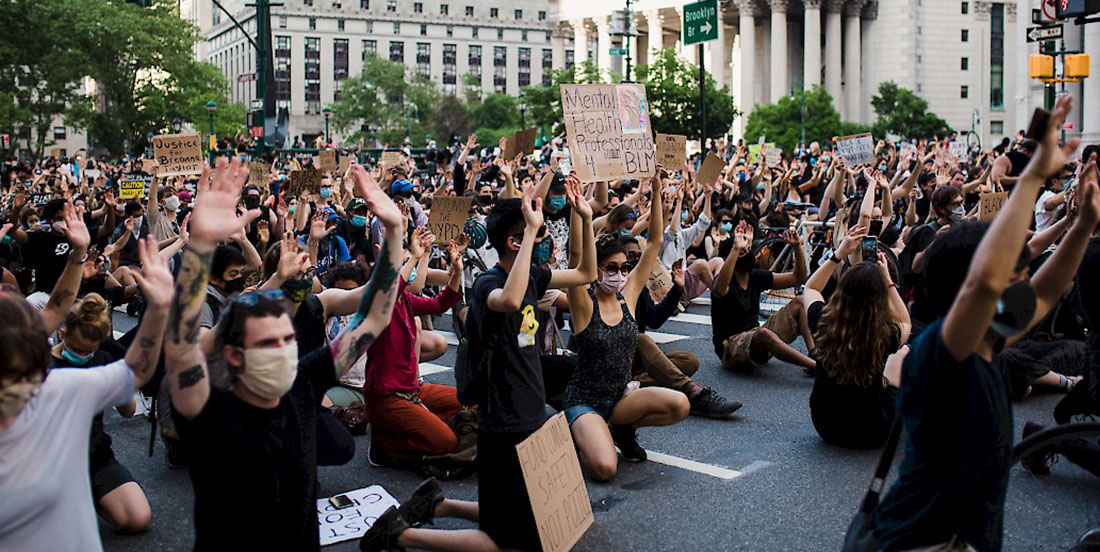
[125, 237, 172, 389]
[329, 166, 404, 377]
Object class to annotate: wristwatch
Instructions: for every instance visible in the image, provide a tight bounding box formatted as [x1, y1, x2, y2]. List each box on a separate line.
[822, 249, 839, 263]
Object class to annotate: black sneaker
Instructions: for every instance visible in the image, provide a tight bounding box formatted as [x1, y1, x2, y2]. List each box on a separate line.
[611, 424, 646, 462]
[397, 478, 444, 527]
[690, 387, 743, 419]
[359, 506, 408, 552]
[368, 432, 399, 468]
[1020, 421, 1055, 476]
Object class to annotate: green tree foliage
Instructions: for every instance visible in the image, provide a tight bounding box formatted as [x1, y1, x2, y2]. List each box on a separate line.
[744, 86, 869, 154]
[331, 54, 440, 146]
[521, 60, 604, 138]
[634, 49, 737, 139]
[430, 94, 472, 145]
[467, 93, 521, 146]
[870, 81, 953, 140]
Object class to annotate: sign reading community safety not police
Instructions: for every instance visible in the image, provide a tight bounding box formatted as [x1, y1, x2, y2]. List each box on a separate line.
[561, 83, 655, 182]
[516, 412, 593, 552]
[152, 133, 204, 177]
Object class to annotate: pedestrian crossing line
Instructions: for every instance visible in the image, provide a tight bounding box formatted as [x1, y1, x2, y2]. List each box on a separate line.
[646, 331, 687, 344]
[642, 450, 743, 480]
[435, 330, 460, 346]
[669, 312, 710, 326]
[114, 330, 126, 340]
[419, 363, 452, 376]
[691, 297, 711, 306]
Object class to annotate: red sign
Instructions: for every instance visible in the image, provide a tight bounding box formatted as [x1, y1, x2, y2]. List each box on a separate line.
[1063, 122, 1075, 130]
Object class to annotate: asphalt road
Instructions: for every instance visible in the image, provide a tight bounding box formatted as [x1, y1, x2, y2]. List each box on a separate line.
[100, 298, 1099, 552]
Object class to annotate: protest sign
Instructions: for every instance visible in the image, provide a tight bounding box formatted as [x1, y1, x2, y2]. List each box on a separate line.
[561, 83, 655, 182]
[696, 153, 724, 189]
[152, 133, 204, 177]
[763, 144, 781, 168]
[516, 412, 593, 552]
[30, 193, 52, 206]
[248, 162, 270, 188]
[316, 485, 400, 546]
[834, 133, 875, 166]
[427, 196, 474, 243]
[646, 262, 674, 303]
[379, 151, 402, 173]
[505, 127, 538, 160]
[655, 134, 687, 168]
[949, 140, 967, 159]
[289, 169, 322, 196]
[84, 169, 101, 179]
[50, 148, 62, 159]
[979, 191, 1008, 221]
[119, 173, 152, 200]
[338, 154, 352, 176]
[317, 149, 338, 172]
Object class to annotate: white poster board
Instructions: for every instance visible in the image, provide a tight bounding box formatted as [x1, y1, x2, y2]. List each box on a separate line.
[561, 84, 656, 182]
[317, 485, 400, 546]
[949, 140, 967, 159]
[834, 133, 875, 166]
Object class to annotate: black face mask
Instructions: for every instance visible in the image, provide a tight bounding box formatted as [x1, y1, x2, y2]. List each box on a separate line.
[222, 276, 247, 294]
[479, 195, 496, 206]
[244, 195, 260, 210]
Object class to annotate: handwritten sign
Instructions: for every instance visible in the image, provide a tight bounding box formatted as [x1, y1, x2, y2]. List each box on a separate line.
[949, 140, 967, 160]
[763, 144, 781, 168]
[50, 148, 62, 159]
[289, 169, 322, 196]
[248, 162, 270, 188]
[317, 149, 337, 172]
[646, 262, 674, 303]
[979, 191, 1008, 221]
[655, 134, 687, 168]
[379, 151, 402, 173]
[505, 127, 538, 160]
[835, 133, 875, 166]
[119, 173, 152, 200]
[316, 485, 399, 546]
[427, 196, 473, 243]
[152, 133, 204, 177]
[30, 193, 52, 206]
[561, 83, 655, 182]
[338, 155, 352, 176]
[516, 412, 593, 552]
[696, 153, 724, 189]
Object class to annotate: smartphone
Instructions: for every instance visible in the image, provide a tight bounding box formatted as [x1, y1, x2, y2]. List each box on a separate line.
[329, 494, 355, 510]
[861, 236, 878, 260]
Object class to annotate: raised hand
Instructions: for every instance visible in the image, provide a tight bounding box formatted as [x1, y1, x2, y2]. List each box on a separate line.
[189, 158, 261, 250]
[309, 213, 332, 241]
[835, 224, 868, 258]
[671, 258, 685, 288]
[1075, 154, 1099, 228]
[565, 174, 592, 219]
[448, 240, 464, 273]
[351, 165, 401, 228]
[733, 221, 753, 250]
[61, 201, 90, 254]
[875, 251, 893, 284]
[132, 237, 174, 310]
[521, 182, 544, 229]
[782, 228, 802, 245]
[276, 231, 311, 280]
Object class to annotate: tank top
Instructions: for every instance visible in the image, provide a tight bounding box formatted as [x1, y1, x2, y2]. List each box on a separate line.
[563, 289, 639, 419]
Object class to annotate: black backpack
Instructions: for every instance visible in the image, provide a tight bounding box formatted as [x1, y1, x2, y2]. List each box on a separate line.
[455, 267, 503, 407]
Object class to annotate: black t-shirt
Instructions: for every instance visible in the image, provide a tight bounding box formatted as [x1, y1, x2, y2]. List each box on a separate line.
[50, 349, 119, 471]
[173, 347, 337, 552]
[872, 319, 1012, 551]
[25, 230, 72, 292]
[79, 277, 127, 308]
[467, 264, 551, 433]
[292, 294, 327, 360]
[710, 269, 774, 356]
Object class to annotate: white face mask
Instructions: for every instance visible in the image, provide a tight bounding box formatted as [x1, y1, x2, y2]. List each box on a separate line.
[164, 196, 180, 211]
[235, 342, 299, 400]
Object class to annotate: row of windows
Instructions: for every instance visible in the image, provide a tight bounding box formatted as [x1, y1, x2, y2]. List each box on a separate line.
[301, 0, 546, 20]
[290, 16, 548, 43]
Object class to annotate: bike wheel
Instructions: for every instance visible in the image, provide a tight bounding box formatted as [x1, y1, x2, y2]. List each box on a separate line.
[752, 238, 797, 319]
[1004, 422, 1100, 551]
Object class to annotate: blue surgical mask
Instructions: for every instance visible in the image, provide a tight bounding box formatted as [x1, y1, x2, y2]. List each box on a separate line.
[619, 229, 632, 239]
[548, 195, 567, 211]
[350, 215, 367, 228]
[681, 211, 689, 222]
[288, 205, 296, 215]
[320, 187, 333, 199]
[532, 235, 554, 265]
[61, 346, 95, 366]
[720, 222, 733, 233]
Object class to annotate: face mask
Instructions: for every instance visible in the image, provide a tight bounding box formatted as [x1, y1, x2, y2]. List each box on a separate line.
[532, 235, 554, 265]
[1, 235, 11, 245]
[720, 222, 733, 233]
[407, 267, 418, 284]
[619, 229, 632, 239]
[681, 211, 689, 222]
[222, 276, 247, 294]
[350, 215, 368, 228]
[0, 374, 43, 419]
[549, 196, 567, 211]
[479, 195, 495, 206]
[281, 278, 313, 303]
[164, 196, 181, 211]
[52, 221, 67, 233]
[598, 270, 627, 295]
[319, 187, 333, 199]
[244, 195, 260, 209]
[62, 346, 95, 366]
[235, 342, 299, 400]
[947, 205, 965, 224]
[131, 216, 143, 229]
[288, 205, 296, 215]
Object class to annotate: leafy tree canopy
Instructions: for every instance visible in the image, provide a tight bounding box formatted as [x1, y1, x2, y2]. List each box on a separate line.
[331, 54, 440, 146]
[744, 86, 870, 154]
[870, 81, 953, 140]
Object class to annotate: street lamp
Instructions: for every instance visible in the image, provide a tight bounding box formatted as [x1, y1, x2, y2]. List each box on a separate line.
[322, 106, 332, 144]
[206, 101, 217, 164]
[519, 94, 527, 128]
[404, 103, 419, 141]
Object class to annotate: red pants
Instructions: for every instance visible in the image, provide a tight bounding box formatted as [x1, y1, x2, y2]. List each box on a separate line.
[366, 383, 463, 461]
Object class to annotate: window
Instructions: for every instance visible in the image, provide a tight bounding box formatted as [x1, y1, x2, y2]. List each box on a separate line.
[446, 25, 453, 37]
[332, 0, 341, 7]
[490, 7, 498, 17]
[275, 36, 292, 109]
[279, 16, 287, 28]
[472, 27, 478, 38]
[991, 121, 1004, 135]
[309, 17, 316, 29]
[542, 48, 552, 68]
[360, 0, 368, 8]
[518, 47, 530, 86]
[514, 9, 522, 19]
[961, 29, 969, 41]
[417, 43, 431, 78]
[393, 22, 400, 34]
[305, 37, 321, 114]
[213, 8, 221, 24]
[961, 57, 968, 70]
[494, 65, 506, 92]
[387, 0, 396, 11]
[338, 19, 345, 31]
[465, 5, 473, 16]
[497, 28, 503, 40]
[53, 127, 66, 140]
[566, 49, 574, 68]
[960, 85, 969, 98]
[443, 43, 457, 65]
[390, 41, 404, 62]
[414, 2, 422, 12]
[961, 1, 968, 13]
[469, 45, 482, 78]
[303, 0, 313, 4]
[521, 30, 528, 41]
[440, 4, 448, 15]
[990, 2, 1004, 109]
[362, 39, 377, 59]
[334, 39, 349, 99]
[538, 10, 546, 20]
[366, 21, 373, 32]
[420, 24, 427, 36]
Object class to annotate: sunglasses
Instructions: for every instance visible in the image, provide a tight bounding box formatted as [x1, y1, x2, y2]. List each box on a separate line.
[602, 262, 635, 275]
[231, 289, 284, 306]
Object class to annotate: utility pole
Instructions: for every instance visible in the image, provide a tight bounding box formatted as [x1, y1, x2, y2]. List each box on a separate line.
[213, 0, 282, 157]
[699, 44, 706, 151]
[624, 0, 633, 82]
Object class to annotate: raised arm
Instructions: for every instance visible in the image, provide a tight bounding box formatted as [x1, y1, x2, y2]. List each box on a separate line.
[804, 225, 864, 302]
[771, 228, 809, 289]
[487, 185, 542, 312]
[712, 222, 752, 298]
[548, 175, 597, 289]
[624, 173, 663, 307]
[38, 202, 91, 334]
[125, 237, 172, 389]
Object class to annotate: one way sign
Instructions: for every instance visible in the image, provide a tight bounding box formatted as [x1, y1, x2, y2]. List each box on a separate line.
[1027, 24, 1063, 43]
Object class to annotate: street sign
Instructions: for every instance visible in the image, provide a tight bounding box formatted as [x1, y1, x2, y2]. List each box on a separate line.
[608, 48, 627, 56]
[682, 0, 718, 46]
[1027, 24, 1063, 43]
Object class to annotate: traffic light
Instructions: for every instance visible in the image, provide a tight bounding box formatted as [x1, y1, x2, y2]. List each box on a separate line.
[1066, 54, 1091, 79]
[1030, 54, 1054, 79]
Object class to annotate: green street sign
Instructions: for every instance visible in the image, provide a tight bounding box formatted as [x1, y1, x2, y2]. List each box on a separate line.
[608, 48, 627, 56]
[683, 0, 718, 46]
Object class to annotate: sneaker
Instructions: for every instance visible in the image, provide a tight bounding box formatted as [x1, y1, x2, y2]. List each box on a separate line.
[368, 432, 399, 469]
[1020, 421, 1055, 476]
[611, 424, 646, 462]
[359, 506, 408, 552]
[397, 478, 443, 527]
[689, 387, 743, 419]
[163, 435, 189, 469]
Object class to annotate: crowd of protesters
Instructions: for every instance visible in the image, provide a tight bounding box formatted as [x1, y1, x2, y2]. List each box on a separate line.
[0, 95, 1099, 552]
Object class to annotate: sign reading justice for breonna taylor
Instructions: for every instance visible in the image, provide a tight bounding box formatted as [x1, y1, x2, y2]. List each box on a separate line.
[152, 133, 204, 177]
[561, 83, 656, 182]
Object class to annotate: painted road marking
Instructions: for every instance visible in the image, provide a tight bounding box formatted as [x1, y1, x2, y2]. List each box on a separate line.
[419, 363, 452, 376]
[669, 312, 711, 325]
[642, 450, 742, 480]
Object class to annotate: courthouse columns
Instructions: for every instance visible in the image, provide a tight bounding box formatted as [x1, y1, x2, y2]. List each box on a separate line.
[712, 16, 729, 90]
[647, 10, 664, 59]
[572, 19, 589, 74]
[769, 0, 789, 102]
[1084, 23, 1100, 144]
[803, 0, 822, 87]
[595, 16, 612, 74]
[552, 25, 566, 70]
[843, 0, 866, 122]
[735, 0, 757, 124]
[823, 0, 843, 115]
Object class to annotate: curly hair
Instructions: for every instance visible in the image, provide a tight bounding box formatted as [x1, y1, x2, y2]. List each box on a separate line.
[812, 263, 901, 387]
[64, 293, 112, 343]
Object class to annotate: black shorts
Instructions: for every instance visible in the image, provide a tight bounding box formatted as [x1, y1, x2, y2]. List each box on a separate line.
[478, 431, 541, 552]
[91, 456, 135, 502]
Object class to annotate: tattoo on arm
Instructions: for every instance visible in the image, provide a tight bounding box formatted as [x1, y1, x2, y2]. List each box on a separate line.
[47, 289, 74, 309]
[329, 239, 399, 373]
[178, 365, 206, 389]
[168, 249, 212, 345]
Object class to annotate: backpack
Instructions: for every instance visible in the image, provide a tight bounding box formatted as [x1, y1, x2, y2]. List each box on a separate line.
[455, 267, 504, 407]
[417, 409, 478, 480]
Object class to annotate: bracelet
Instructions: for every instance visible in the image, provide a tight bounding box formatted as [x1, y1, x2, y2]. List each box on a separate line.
[69, 251, 88, 264]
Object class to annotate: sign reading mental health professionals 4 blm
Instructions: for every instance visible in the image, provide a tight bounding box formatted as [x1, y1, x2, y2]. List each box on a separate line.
[682, 0, 718, 46]
[560, 83, 655, 182]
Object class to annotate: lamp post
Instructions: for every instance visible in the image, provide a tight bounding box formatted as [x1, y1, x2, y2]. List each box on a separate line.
[789, 78, 805, 151]
[206, 101, 217, 165]
[404, 103, 419, 141]
[519, 94, 527, 128]
[322, 106, 332, 144]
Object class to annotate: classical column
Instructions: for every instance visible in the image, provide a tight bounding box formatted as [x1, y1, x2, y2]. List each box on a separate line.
[552, 26, 566, 70]
[769, 0, 789, 102]
[712, 18, 729, 90]
[647, 9, 664, 57]
[843, 0, 866, 122]
[736, 0, 757, 124]
[596, 15, 612, 74]
[1084, 23, 1100, 144]
[572, 19, 588, 72]
[803, 0, 822, 87]
[824, 0, 843, 115]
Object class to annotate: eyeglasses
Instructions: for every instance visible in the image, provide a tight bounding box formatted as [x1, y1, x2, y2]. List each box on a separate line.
[602, 262, 635, 275]
[231, 289, 284, 306]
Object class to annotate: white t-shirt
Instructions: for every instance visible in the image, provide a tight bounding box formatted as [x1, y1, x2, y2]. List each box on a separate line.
[1034, 189, 1060, 233]
[0, 360, 135, 552]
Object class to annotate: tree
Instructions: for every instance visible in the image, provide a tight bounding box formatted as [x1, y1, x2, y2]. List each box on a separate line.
[430, 94, 472, 146]
[634, 49, 737, 139]
[521, 60, 605, 138]
[744, 86, 869, 154]
[331, 54, 440, 146]
[467, 93, 521, 145]
[870, 81, 953, 140]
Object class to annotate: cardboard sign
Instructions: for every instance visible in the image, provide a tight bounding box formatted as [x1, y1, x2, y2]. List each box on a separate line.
[516, 412, 593, 552]
[152, 133, 204, 177]
[316, 485, 400, 546]
[505, 127, 538, 160]
[696, 153, 724, 189]
[50, 148, 62, 159]
[119, 173, 152, 200]
[30, 193, 52, 206]
[317, 149, 338, 172]
[655, 134, 687, 168]
[337, 155, 353, 176]
[289, 169, 322, 196]
[379, 151, 402, 173]
[979, 191, 1008, 221]
[646, 262, 674, 303]
[949, 140, 967, 159]
[834, 133, 875, 166]
[427, 196, 474, 243]
[763, 144, 781, 168]
[249, 162, 270, 188]
[561, 83, 655, 182]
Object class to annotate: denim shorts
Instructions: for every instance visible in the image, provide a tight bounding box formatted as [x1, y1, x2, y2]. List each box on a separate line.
[564, 404, 606, 425]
